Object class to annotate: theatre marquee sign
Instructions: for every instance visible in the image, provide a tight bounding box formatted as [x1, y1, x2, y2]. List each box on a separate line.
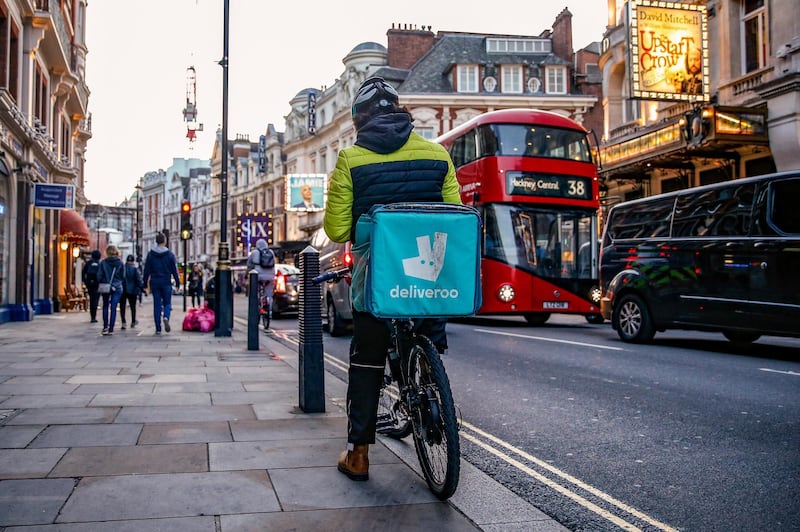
[629, 0, 709, 103]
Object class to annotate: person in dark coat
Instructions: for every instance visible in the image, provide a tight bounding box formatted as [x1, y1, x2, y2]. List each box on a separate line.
[143, 232, 181, 335]
[82, 249, 102, 323]
[120, 255, 145, 329]
[187, 263, 204, 307]
[98, 245, 125, 336]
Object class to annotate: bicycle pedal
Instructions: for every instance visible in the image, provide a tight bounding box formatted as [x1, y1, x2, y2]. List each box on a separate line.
[375, 413, 395, 431]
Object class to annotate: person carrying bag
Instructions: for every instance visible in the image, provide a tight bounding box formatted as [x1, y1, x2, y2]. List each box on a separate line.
[98, 245, 125, 336]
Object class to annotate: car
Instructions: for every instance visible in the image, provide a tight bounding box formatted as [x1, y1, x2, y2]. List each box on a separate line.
[310, 228, 353, 336]
[271, 263, 300, 317]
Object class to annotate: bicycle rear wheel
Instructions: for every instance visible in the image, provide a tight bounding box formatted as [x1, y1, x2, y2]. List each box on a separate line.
[376, 359, 412, 439]
[406, 335, 460, 500]
[260, 299, 271, 330]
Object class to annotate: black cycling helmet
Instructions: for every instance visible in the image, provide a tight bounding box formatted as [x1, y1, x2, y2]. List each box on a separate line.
[351, 76, 399, 127]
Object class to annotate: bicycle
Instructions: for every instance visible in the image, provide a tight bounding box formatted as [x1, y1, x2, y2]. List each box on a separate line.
[257, 280, 272, 330]
[313, 267, 460, 500]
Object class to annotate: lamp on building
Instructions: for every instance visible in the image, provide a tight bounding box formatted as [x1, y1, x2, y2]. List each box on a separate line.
[72, 246, 81, 259]
[60, 240, 69, 252]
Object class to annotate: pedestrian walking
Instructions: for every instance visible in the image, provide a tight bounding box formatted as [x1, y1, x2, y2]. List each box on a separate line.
[82, 249, 102, 323]
[187, 263, 204, 307]
[98, 245, 125, 336]
[143, 232, 181, 335]
[120, 254, 145, 330]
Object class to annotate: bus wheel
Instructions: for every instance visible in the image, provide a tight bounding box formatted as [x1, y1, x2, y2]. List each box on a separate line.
[613, 294, 655, 343]
[723, 331, 761, 345]
[524, 313, 551, 326]
[585, 314, 605, 324]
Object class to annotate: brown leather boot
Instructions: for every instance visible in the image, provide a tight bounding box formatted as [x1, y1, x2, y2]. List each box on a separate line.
[337, 444, 369, 481]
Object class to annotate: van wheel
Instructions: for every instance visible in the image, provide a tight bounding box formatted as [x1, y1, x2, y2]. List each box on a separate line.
[585, 314, 605, 324]
[613, 294, 655, 343]
[524, 313, 551, 325]
[327, 299, 347, 337]
[723, 331, 761, 345]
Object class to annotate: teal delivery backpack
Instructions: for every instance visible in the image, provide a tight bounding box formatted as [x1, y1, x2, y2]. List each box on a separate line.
[351, 202, 482, 318]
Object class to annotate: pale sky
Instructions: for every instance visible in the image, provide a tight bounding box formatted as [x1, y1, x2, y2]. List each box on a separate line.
[84, 0, 609, 206]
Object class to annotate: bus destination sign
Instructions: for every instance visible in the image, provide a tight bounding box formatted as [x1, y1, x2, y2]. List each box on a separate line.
[506, 172, 591, 200]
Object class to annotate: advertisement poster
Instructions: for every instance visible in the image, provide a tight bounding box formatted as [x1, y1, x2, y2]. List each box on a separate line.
[237, 213, 273, 251]
[286, 173, 326, 212]
[630, 0, 709, 102]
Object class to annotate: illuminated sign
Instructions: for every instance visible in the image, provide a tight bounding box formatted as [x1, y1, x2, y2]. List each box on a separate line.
[629, 0, 709, 103]
[286, 173, 326, 212]
[506, 172, 592, 200]
[237, 212, 273, 249]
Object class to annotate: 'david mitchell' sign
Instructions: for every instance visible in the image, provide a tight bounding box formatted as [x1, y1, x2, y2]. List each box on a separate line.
[629, 0, 709, 103]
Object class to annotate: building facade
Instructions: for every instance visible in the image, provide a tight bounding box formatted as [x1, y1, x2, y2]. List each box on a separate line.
[598, 0, 799, 211]
[0, 1, 91, 323]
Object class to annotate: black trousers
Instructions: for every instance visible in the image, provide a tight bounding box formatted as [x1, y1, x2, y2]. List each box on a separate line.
[346, 312, 448, 445]
[88, 287, 100, 321]
[119, 293, 138, 324]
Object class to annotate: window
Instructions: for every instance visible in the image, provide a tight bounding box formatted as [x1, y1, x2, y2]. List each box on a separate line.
[501, 65, 523, 93]
[742, 0, 768, 73]
[545, 66, 567, 94]
[672, 184, 755, 237]
[486, 38, 550, 54]
[457, 65, 479, 93]
[769, 179, 800, 234]
[416, 127, 436, 140]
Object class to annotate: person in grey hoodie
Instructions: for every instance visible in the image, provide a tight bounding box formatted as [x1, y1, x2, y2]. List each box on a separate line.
[143, 232, 181, 335]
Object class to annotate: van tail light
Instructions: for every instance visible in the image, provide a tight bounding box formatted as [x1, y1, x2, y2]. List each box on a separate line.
[344, 250, 353, 268]
[275, 271, 286, 293]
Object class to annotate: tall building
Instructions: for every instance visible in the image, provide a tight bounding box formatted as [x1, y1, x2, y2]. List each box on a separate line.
[598, 0, 799, 208]
[0, 2, 91, 323]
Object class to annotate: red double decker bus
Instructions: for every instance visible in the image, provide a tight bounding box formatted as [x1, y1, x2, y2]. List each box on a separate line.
[436, 109, 602, 324]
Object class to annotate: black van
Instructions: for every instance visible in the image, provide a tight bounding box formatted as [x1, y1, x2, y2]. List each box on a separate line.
[600, 171, 800, 344]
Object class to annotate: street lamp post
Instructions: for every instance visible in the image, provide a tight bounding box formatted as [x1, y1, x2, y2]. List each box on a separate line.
[135, 182, 142, 263]
[215, 0, 233, 337]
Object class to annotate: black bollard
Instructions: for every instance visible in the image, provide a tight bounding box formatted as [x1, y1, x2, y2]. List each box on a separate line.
[298, 245, 325, 413]
[247, 270, 259, 351]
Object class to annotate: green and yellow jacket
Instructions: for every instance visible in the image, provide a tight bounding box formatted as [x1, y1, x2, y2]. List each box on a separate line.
[324, 112, 462, 243]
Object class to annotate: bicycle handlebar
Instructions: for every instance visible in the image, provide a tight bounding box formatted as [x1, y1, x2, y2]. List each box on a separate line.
[312, 268, 351, 285]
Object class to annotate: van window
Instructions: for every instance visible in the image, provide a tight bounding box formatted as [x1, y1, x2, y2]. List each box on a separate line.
[770, 179, 800, 234]
[605, 196, 674, 241]
[672, 182, 755, 237]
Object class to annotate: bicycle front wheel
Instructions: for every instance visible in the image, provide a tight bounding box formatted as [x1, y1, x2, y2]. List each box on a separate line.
[406, 335, 460, 500]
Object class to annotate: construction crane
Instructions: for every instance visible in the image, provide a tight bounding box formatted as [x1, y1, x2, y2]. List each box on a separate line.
[182, 66, 202, 145]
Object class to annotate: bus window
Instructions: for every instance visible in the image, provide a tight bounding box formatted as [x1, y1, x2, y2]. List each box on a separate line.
[489, 124, 593, 162]
[485, 204, 595, 279]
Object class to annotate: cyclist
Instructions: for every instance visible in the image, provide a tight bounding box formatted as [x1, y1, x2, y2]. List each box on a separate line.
[323, 76, 462, 481]
[246, 238, 275, 320]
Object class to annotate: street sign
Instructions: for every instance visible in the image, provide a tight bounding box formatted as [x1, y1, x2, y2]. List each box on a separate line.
[33, 183, 75, 210]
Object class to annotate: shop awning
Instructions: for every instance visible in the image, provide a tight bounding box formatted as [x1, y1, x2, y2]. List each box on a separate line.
[59, 209, 91, 246]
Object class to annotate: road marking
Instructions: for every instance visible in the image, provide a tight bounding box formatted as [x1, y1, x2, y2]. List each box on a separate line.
[461, 421, 678, 531]
[265, 326, 673, 529]
[474, 328, 625, 350]
[759, 368, 800, 377]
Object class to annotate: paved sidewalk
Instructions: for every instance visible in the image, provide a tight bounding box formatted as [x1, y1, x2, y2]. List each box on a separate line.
[0, 298, 566, 531]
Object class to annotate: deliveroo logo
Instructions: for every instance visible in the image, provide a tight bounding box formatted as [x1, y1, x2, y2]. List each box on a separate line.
[390, 230, 460, 302]
[402, 233, 447, 281]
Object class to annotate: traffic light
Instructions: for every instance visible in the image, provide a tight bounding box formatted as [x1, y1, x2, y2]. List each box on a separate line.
[180, 201, 193, 240]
